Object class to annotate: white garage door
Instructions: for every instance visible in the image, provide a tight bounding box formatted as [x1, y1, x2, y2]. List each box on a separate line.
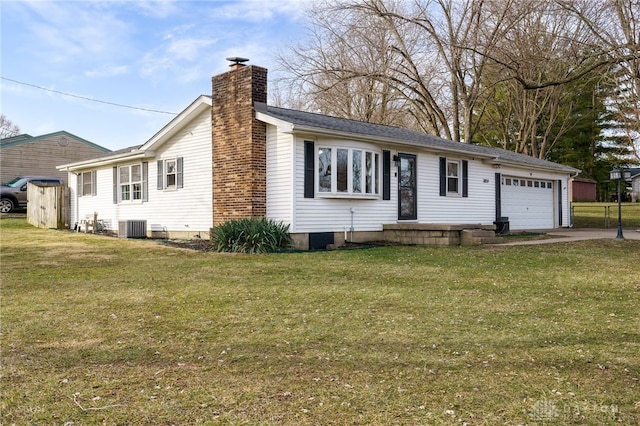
[501, 177, 555, 230]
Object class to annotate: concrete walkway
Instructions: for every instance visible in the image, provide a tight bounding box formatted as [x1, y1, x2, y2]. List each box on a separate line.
[496, 228, 640, 245]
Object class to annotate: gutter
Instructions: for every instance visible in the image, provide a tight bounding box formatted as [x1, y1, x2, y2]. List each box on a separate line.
[484, 157, 580, 174]
[57, 150, 156, 172]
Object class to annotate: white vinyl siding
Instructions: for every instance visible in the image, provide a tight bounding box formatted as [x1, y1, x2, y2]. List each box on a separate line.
[70, 108, 212, 235]
[293, 137, 396, 233]
[266, 125, 294, 225]
[291, 144, 536, 232]
[418, 155, 494, 224]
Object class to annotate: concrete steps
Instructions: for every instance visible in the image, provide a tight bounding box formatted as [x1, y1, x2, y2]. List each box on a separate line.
[460, 229, 501, 246]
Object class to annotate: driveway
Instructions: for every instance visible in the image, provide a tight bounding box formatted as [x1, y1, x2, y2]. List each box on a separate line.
[497, 228, 640, 245]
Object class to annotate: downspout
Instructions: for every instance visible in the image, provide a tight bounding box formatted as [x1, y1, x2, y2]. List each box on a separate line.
[349, 207, 355, 242]
[568, 171, 580, 228]
[65, 169, 79, 230]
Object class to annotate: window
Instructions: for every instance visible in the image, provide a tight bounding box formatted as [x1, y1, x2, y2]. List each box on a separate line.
[79, 171, 96, 197]
[113, 163, 147, 204]
[157, 158, 183, 190]
[439, 157, 468, 197]
[317, 147, 380, 196]
[447, 160, 460, 194]
[119, 164, 142, 202]
[166, 160, 177, 188]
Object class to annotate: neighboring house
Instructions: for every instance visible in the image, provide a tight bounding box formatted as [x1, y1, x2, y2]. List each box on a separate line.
[630, 168, 640, 202]
[1, 131, 110, 184]
[58, 62, 579, 249]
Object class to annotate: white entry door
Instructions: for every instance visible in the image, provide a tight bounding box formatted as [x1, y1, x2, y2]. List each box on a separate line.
[501, 176, 555, 230]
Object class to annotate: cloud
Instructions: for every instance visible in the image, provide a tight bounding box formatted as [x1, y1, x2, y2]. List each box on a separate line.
[132, 0, 180, 19]
[213, 0, 310, 22]
[17, 1, 134, 67]
[85, 65, 130, 78]
[161, 23, 196, 41]
[167, 38, 217, 61]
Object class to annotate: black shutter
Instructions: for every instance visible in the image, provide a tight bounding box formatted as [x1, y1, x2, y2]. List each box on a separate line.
[462, 160, 468, 198]
[142, 162, 148, 202]
[177, 157, 184, 188]
[383, 150, 391, 200]
[112, 167, 118, 204]
[495, 173, 501, 220]
[439, 157, 446, 196]
[157, 160, 163, 190]
[558, 179, 562, 226]
[304, 141, 315, 198]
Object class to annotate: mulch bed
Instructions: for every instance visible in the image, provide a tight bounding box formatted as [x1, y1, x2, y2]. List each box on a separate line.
[160, 238, 213, 251]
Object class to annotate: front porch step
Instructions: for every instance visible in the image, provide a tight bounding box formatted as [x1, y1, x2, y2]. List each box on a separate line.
[460, 229, 499, 246]
[381, 224, 498, 246]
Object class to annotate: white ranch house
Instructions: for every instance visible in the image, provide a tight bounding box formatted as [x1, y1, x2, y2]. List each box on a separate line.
[59, 62, 579, 249]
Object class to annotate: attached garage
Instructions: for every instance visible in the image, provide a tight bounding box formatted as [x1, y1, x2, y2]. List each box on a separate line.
[501, 176, 556, 230]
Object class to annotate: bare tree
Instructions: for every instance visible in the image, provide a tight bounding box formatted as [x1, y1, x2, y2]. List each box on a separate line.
[589, 0, 640, 162]
[0, 114, 21, 139]
[278, 0, 639, 161]
[474, 0, 602, 159]
[276, 0, 416, 129]
[278, 0, 520, 142]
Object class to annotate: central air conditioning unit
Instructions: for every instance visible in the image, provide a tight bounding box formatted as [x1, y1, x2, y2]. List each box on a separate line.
[118, 220, 147, 238]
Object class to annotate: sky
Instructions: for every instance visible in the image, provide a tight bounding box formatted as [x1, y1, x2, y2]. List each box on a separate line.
[1, 0, 309, 150]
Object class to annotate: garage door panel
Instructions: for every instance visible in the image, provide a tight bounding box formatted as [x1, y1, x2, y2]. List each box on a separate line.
[502, 178, 554, 230]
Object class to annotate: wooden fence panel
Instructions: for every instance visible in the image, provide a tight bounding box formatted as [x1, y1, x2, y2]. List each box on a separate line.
[27, 183, 70, 229]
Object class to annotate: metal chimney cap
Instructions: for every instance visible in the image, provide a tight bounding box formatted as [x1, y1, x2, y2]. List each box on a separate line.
[226, 57, 249, 66]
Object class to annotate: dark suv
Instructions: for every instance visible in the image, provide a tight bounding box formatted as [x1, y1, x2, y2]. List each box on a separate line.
[1, 176, 64, 213]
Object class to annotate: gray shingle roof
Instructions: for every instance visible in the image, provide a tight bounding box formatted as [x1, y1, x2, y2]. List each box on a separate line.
[260, 105, 579, 173]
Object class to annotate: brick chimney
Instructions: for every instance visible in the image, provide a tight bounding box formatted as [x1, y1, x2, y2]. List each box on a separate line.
[211, 60, 268, 226]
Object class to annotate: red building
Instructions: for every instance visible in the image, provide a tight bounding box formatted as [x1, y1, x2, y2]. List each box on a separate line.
[571, 177, 597, 202]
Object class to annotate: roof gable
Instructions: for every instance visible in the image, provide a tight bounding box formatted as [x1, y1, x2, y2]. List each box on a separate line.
[57, 96, 212, 171]
[0, 130, 110, 152]
[140, 95, 212, 151]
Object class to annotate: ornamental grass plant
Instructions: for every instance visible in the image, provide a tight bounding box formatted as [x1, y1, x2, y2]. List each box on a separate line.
[211, 217, 293, 253]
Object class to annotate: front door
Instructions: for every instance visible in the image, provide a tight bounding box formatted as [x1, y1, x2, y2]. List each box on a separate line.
[398, 154, 417, 220]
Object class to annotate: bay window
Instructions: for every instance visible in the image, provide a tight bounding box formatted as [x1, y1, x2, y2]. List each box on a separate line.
[317, 146, 380, 196]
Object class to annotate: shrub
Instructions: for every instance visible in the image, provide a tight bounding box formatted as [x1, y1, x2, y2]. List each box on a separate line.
[212, 217, 293, 254]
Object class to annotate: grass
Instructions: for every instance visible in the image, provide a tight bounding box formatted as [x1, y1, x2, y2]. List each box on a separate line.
[572, 202, 640, 228]
[1, 217, 639, 425]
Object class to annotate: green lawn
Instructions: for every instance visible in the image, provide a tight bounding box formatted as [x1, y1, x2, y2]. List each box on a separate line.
[572, 202, 640, 228]
[1, 218, 639, 425]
